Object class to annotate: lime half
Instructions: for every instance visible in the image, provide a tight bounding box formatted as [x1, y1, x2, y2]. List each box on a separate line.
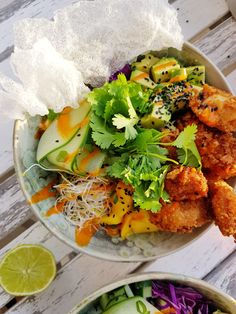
[0, 244, 56, 296]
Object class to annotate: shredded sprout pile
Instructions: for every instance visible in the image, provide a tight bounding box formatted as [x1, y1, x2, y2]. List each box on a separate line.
[54, 175, 112, 228]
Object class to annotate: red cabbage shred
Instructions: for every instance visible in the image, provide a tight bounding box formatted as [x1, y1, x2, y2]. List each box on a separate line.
[152, 281, 219, 314]
[109, 64, 131, 81]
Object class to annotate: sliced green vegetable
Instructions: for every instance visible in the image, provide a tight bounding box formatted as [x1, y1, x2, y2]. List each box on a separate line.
[102, 297, 160, 314]
[131, 53, 159, 73]
[186, 65, 205, 86]
[151, 57, 180, 83]
[130, 70, 156, 89]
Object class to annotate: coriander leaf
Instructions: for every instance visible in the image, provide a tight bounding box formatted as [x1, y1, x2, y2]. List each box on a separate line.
[177, 147, 200, 168]
[173, 124, 197, 148]
[172, 124, 201, 168]
[112, 132, 127, 147]
[106, 155, 128, 179]
[112, 114, 138, 140]
[90, 114, 126, 149]
[87, 74, 151, 149]
[87, 84, 111, 117]
[133, 185, 162, 213]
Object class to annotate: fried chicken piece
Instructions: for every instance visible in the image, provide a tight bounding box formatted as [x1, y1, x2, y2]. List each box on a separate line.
[150, 198, 211, 233]
[210, 180, 236, 239]
[190, 84, 236, 132]
[165, 166, 208, 201]
[177, 112, 236, 180]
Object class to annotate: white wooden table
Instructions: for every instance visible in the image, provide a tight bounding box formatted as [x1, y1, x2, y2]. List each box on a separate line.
[0, 0, 236, 313]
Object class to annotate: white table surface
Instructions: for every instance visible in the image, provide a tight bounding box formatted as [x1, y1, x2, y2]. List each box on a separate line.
[0, 0, 235, 313]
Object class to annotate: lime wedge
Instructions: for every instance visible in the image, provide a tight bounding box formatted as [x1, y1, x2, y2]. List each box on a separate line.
[0, 244, 56, 296]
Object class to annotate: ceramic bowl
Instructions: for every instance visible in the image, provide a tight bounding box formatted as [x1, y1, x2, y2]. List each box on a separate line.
[13, 42, 233, 262]
[68, 272, 236, 314]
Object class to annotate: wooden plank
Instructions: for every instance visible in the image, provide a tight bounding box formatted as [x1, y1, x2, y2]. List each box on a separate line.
[140, 226, 235, 279]
[0, 0, 232, 177]
[193, 17, 236, 74]
[172, 0, 229, 40]
[204, 250, 236, 298]
[0, 174, 31, 241]
[5, 229, 235, 313]
[5, 254, 140, 314]
[0, 221, 73, 308]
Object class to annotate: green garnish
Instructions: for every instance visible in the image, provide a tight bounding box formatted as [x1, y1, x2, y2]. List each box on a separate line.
[172, 124, 201, 168]
[107, 125, 201, 212]
[87, 74, 151, 149]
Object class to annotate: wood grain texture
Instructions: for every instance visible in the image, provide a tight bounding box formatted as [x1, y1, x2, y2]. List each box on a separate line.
[0, 221, 73, 308]
[0, 174, 30, 241]
[6, 254, 140, 314]
[204, 250, 236, 298]
[194, 17, 236, 73]
[140, 226, 235, 284]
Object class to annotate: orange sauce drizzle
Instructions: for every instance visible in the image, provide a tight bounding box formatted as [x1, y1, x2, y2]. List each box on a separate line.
[30, 181, 56, 204]
[160, 307, 177, 314]
[45, 201, 65, 217]
[153, 61, 177, 71]
[131, 72, 149, 81]
[57, 106, 89, 139]
[75, 218, 100, 246]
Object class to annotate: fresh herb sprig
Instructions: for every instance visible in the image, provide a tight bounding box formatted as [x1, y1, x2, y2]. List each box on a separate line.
[87, 74, 152, 149]
[107, 125, 201, 212]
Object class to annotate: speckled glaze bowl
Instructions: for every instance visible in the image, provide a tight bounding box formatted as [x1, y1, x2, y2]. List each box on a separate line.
[13, 42, 233, 262]
[68, 272, 236, 314]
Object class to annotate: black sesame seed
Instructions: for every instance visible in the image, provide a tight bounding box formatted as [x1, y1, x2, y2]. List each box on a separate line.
[113, 214, 115, 218]
[77, 133, 81, 137]
[129, 224, 131, 228]
[186, 20, 189, 23]
[121, 201, 125, 204]
[55, 139, 59, 143]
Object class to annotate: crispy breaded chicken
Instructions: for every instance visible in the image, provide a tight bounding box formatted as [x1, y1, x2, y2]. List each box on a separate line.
[165, 166, 208, 201]
[190, 84, 236, 132]
[150, 198, 211, 233]
[210, 180, 236, 239]
[177, 112, 236, 180]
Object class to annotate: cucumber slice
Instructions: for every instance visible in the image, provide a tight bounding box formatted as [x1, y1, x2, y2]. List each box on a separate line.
[124, 285, 134, 298]
[37, 102, 91, 163]
[102, 296, 160, 314]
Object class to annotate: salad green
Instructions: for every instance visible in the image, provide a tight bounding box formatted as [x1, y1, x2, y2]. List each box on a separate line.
[80, 280, 229, 314]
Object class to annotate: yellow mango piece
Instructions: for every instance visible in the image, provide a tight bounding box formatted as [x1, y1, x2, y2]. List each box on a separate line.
[101, 181, 133, 225]
[121, 210, 158, 239]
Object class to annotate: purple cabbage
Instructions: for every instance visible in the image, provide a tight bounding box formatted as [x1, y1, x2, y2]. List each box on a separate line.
[152, 281, 217, 314]
[109, 64, 132, 82]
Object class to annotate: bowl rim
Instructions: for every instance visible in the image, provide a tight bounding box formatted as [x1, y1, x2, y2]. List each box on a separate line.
[68, 272, 236, 313]
[13, 41, 233, 262]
